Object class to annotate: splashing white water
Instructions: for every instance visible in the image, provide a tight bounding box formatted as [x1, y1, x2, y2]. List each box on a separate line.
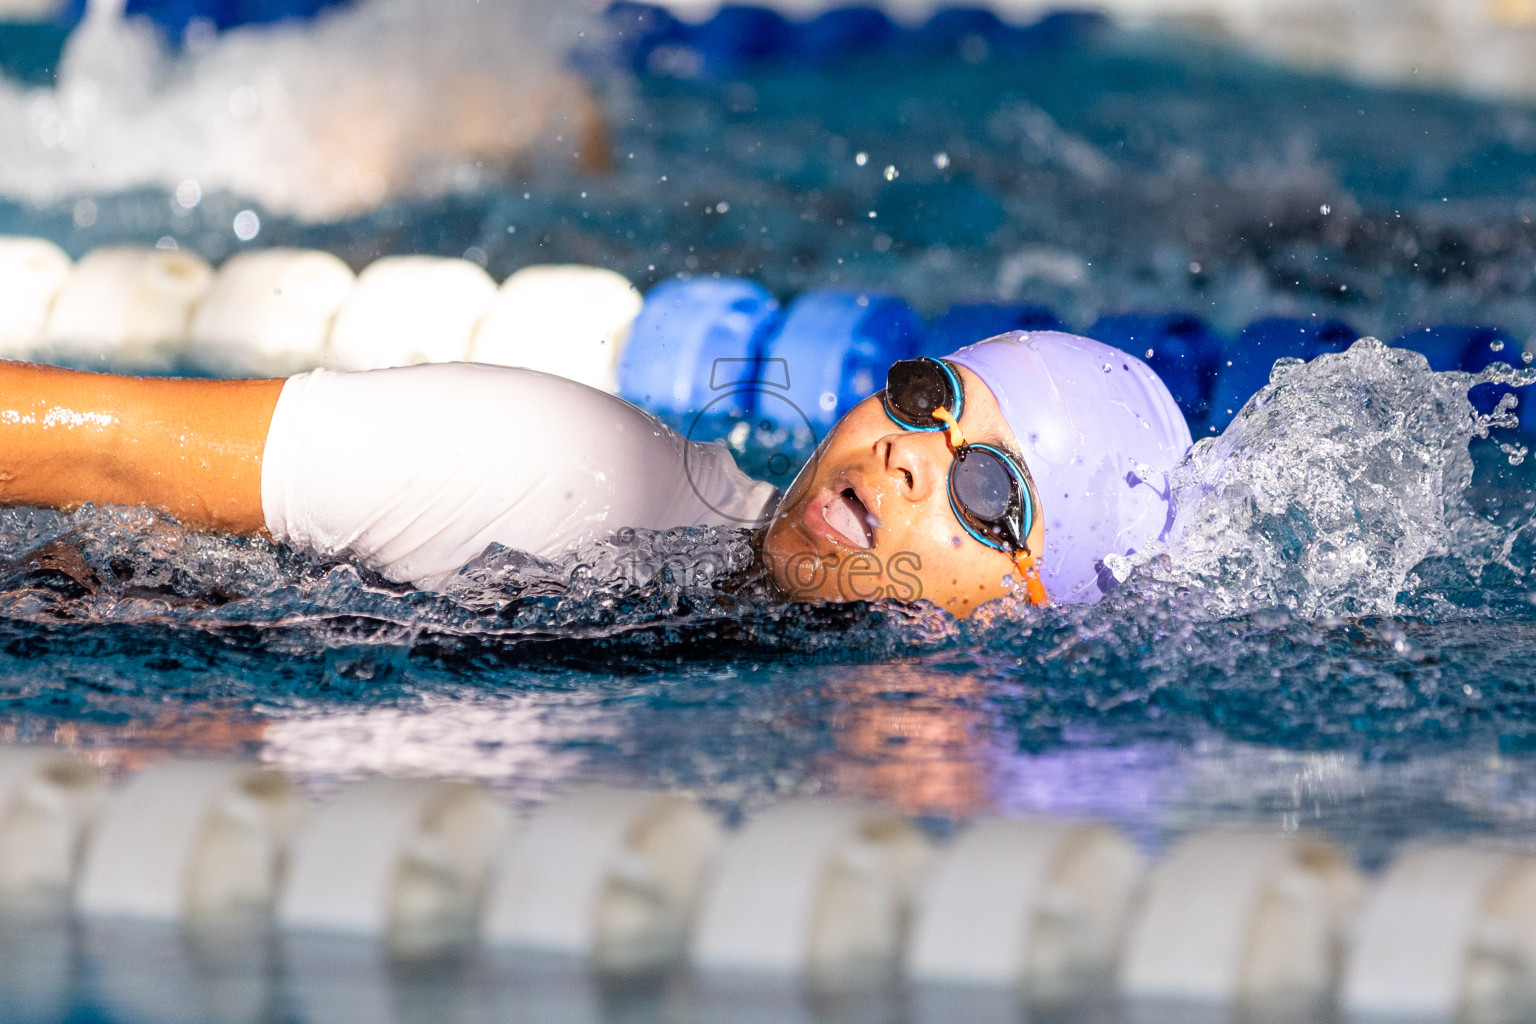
[1120, 339, 1536, 617]
[0, 0, 599, 220]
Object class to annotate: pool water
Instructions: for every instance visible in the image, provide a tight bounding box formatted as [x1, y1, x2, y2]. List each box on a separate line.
[2, 5, 1536, 1020]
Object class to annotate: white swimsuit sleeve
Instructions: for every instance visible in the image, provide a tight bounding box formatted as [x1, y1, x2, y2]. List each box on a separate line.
[259, 363, 779, 588]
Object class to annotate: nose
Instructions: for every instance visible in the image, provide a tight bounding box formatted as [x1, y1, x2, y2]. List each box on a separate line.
[880, 430, 948, 503]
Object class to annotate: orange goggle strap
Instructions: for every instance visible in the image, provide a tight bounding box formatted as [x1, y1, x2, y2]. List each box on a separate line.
[1013, 548, 1049, 607]
[931, 405, 967, 449]
[934, 406, 1050, 608]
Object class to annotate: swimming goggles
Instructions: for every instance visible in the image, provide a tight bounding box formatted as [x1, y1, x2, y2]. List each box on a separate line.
[882, 357, 1049, 606]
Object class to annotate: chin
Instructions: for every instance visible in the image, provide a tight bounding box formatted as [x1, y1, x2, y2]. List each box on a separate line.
[760, 514, 811, 593]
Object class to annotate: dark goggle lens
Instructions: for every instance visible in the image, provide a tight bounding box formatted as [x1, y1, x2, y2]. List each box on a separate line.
[951, 447, 1023, 544]
[884, 359, 954, 428]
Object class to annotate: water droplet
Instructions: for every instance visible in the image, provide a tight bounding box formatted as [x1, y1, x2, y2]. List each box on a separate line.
[232, 210, 260, 241]
[1320, 204, 1332, 215]
[855, 152, 868, 166]
[1145, 349, 1155, 359]
[933, 152, 950, 170]
[883, 165, 898, 181]
[1492, 339, 1505, 352]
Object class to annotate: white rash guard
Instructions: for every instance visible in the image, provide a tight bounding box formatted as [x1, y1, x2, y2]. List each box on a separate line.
[259, 363, 779, 588]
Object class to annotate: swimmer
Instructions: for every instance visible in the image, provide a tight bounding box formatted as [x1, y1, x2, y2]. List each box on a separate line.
[0, 331, 1189, 616]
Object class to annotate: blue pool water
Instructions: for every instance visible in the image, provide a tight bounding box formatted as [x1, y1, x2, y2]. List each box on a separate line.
[0, 0, 1533, 836]
[3, 7, 1536, 1019]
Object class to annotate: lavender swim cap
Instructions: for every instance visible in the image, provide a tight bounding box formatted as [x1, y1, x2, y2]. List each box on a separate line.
[945, 331, 1192, 604]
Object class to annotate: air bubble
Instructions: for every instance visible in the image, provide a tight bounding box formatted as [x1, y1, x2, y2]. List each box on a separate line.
[232, 210, 261, 241]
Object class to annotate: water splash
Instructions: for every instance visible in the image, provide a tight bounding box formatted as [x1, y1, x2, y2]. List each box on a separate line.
[0, 0, 597, 220]
[1117, 338, 1536, 617]
[0, 502, 954, 672]
[0, 341, 1529, 679]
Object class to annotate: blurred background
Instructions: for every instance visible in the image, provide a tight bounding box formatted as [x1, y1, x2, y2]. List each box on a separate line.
[0, 10, 1535, 1024]
[4, 0, 1536, 346]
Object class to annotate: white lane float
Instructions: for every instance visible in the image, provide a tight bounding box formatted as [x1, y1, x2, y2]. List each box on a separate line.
[470, 264, 642, 394]
[75, 759, 302, 923]
[906, 818, 1145, 1003]
[1342, 843, 1536, 1024]
[189, 248, 356, 376]
[326, 255, 497, 370]
[44, 246, 214, 364]
[690, 801, 934, 985]
[482, 788, 722, 975]
[276, 778, 509, 952]
[0, 746, 101, 905]
[0, 237, 71, 358]
[1120, 830, 1362, 1011]
[0, 0, 69, 19]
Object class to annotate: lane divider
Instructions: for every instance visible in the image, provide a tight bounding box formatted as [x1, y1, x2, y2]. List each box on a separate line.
[483, 787, 720, 974]
[691, 801, 933, 984]
[276, 777, 509, 952]
[188, 247, 356, 377]
[45, 246, 214, 365]
[75, 758, 299, 924]
[0, 745, 1531, 1018]
[906, 818, 1142, 1001]
[1120, 830, 1362, 1011]
[0, 745, 101, 903]
[326, 255, 499, 372]
[0, 237, 72, 355]
[1342, 844, 1536, 1023]
[471, 265, 643, 396]
[0, 238, 1531, 439]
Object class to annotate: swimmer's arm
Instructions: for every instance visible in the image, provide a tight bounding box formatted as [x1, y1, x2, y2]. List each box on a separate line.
[0, 361, 282, 534]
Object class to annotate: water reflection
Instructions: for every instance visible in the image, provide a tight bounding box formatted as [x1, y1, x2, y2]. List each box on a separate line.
[0, 902, 1456, 1024]
[812, 663, 998, 818]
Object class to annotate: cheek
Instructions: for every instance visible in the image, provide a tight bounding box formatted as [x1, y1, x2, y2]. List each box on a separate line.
[763, 516, 809, 571]
[880, 491, 969, 555]
[778, 447, 826, 509]
[875, 513, 1019, 612]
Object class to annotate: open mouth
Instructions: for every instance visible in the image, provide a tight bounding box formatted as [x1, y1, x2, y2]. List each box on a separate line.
[821, 487, 876, 549]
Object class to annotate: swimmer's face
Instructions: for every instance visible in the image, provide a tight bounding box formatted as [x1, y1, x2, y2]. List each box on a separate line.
[762, 364, 1045, 617]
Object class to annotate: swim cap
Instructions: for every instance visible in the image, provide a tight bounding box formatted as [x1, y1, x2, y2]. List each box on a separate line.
[946, 331, 1192, 604]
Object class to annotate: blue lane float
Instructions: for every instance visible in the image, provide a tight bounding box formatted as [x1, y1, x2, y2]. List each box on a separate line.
[796, 6, 895, 65]
[1086, 313, 1225, 432]
[1393, 325, 1529, 425]
[922, 303, 1064, 359]
[124, 0, 345, 35]
[683, 4, 796, 75]
[761, 288, 924, 430]
[1393, 324, 1493, 374]
[624, 274, 1535, 439]
[1205, 316, 1358, 433]
[597, 1, 1105, 80]
[616, 277, 781, 417]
